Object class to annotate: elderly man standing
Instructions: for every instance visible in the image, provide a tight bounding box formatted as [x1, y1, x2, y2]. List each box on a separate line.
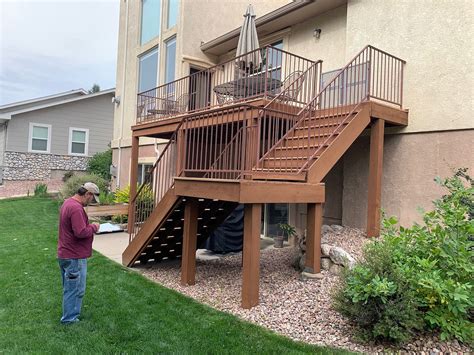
[57, 182, 100, 324]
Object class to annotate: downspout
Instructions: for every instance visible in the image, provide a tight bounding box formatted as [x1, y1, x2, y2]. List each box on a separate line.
[0, 121, 8, 184]
[117, 0, 129, 188]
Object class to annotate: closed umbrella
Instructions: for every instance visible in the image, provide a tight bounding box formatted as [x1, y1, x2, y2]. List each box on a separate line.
[235, 4, 261, 75]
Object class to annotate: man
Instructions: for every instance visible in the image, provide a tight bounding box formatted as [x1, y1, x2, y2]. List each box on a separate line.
[57, 182, 100, 324]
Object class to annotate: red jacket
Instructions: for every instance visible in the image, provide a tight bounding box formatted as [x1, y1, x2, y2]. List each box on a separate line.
[58, 198, 98, 259]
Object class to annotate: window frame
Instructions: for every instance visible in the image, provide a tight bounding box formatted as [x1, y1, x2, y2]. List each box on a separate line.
[68, 127, 89, 156]
[137, 163, 154, 185]
[138, 46, 159, 94]
[28, 122, 51, 154]
[140, 0, 161, 45]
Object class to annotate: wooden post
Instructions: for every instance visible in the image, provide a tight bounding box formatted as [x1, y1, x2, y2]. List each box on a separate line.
[127, 135, 139, 234]
[305, 203, 323, 273]
[367, 118, 385, 237]
[181, 199, 199, 286]
[242, 203, 261, 309]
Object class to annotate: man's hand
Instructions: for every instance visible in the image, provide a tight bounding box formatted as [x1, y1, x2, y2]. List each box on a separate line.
[92, 223, 100, 232]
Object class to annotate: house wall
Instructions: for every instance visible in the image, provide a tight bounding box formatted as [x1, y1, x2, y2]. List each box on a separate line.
[6, 94, 114, 155]
[0, 122, 6, 183]
[342, 129, 474, 228]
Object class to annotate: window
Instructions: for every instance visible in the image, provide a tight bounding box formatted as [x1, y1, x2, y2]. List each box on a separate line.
[253, 40, 283, 80]
[141, 0, 161, 45]
[69, 128, 89, 156]
[138, 47, 159, 93]
[137, 163, 153, 185]
[261, 203, 289, 239]
[29, 123, 51, 153]
[167, 0, 178, 28]
[165, 37, 176, 95]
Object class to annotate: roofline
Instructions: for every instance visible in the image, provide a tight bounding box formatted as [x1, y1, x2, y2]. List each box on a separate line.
[3, 88, 115, 119]
[200, 1, 310, 52]
[0, 88, 88, 110]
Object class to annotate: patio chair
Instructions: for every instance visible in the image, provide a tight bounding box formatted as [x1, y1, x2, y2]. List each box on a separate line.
[272, 70, 306, 103]
[166, 93, 189, 114]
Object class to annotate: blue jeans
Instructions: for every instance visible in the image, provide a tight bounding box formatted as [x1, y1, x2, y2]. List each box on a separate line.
[58, 258, 87, 324]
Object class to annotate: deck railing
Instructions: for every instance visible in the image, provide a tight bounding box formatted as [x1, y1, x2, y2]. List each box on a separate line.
[254, 45, 406, 174]
[136, 45, 316, 124]
[129, 46, 405, 240]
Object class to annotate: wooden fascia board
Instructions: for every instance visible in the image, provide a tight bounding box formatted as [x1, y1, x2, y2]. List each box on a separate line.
[368, 101, 408, 126]
[175, 178, 325, 203]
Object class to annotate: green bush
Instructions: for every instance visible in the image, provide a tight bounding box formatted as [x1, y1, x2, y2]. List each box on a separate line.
[34, 183, 48, 197]
[60, 173, 108, 200]
[87, 149, 112, 180]
[334, 168, 474, 345]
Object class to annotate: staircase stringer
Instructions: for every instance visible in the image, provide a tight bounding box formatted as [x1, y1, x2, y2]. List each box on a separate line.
[306, 105, 371, 183]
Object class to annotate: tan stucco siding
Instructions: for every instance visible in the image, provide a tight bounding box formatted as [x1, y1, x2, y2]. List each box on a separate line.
[287, 5, 348, 72]
[342, 129, 474, 228]
[345, 0, 474, 133]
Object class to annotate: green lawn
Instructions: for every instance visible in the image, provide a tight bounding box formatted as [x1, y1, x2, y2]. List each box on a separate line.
[0, 197, 350, 354]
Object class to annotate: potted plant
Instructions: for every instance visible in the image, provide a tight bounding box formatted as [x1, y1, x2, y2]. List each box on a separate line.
[275, 223, 297, 248]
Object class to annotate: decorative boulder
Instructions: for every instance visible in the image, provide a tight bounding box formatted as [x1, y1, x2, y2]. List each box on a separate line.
[329, 246, 356, 269]
[321, 224, 333, 234]
[321, 257, 333, 270]
[329, 264, 344, 275]
[321, 243, 332, 256]
[331, 224, 344, 233]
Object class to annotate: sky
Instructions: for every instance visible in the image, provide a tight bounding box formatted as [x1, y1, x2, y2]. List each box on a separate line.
[0, 0, 120, 105]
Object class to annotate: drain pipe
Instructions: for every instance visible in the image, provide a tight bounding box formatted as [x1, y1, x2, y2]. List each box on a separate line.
[116, 0, 129, 188]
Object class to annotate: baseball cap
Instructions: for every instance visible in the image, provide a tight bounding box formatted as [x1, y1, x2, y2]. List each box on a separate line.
[82, 182, 100, 203]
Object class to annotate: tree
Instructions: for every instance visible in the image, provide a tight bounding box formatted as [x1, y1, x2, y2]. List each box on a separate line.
[88, 84, 100, 94]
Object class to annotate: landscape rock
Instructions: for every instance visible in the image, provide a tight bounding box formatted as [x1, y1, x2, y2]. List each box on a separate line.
[321, 243, 332, 256]
[300, 271, 324, 281]
[329, 246, 356, 269]
[321, 224, 333, 234]
[331, 224, 344, 233]
[329, 264, 344, 275]
[321, 257, 333, 270]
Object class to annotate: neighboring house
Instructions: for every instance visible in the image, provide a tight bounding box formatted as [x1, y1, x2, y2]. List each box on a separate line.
[0, 89, 115, 198]
[113, 1, 473, 307]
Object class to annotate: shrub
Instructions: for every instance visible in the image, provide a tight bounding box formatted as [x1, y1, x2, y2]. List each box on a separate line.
[114, 185, 130, 204]
[334, 168, 474, 345]
[87, 149, 112, 180]
[60, 173, 107, 200]
[34, 183, 48, 197]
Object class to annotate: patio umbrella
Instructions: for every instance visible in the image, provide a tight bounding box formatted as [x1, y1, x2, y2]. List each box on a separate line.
[235, 4, 261, 74]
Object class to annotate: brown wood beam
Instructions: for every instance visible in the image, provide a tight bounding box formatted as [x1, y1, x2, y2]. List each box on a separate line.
[181, 198, 199, 285]
[127, 135, 139, 233]
[242, 203, 261, 309]
[367, 118, 385, 237]
[305, 203, 323, 273]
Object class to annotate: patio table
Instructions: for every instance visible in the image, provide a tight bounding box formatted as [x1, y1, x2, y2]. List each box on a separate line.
[213, 74, 282, 100]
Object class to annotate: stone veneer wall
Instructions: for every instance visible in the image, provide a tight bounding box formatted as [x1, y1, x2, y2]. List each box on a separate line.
[3, 151, 89, 180]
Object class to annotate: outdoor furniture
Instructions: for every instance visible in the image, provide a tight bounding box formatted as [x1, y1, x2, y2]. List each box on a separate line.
[148, 94, 190, 116]
[213, 74, 282, 104]
[270, 70, 306, 103]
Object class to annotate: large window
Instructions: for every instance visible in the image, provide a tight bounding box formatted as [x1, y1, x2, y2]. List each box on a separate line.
[141, 0, 161, 45]
[165, 37, 176, 85]
[138, 47, 159, 93]
[167, 0, 178, 28]
[69, 128, 89, 156]
[261, 203, 289, 239]
[28, 123, 51, 153]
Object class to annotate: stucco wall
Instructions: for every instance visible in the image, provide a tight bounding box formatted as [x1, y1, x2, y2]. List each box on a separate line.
[345, 0, 474, 133]
[342, 129, 474, 228]
[287, 5, 348, 72]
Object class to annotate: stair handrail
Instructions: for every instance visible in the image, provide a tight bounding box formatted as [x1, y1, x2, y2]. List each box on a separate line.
[256, 45, 405, 174]
[204, 60, 322, 179]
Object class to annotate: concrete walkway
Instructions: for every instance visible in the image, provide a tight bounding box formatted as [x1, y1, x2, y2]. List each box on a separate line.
[93, 232, 129, 264]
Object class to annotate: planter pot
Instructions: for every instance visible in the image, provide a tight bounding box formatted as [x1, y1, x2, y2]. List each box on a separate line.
[274, 236, 284, 248]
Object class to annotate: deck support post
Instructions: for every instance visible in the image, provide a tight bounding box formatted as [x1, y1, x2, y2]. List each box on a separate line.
[242, 203, 261, 309]
[127, 135, 139, 234]
[367, 118, 385, 237]
[305, 203, 323, 273]
[181, 198, 199, 286]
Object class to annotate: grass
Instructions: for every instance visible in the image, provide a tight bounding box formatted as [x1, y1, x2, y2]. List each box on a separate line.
[0, 197, 351, 354]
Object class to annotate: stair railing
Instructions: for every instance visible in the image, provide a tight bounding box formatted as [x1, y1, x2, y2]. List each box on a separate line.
[255, 45, 405, 174]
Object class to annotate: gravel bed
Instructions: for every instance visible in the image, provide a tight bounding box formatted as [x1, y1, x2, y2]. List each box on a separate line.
[138, 227, 471, 353]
